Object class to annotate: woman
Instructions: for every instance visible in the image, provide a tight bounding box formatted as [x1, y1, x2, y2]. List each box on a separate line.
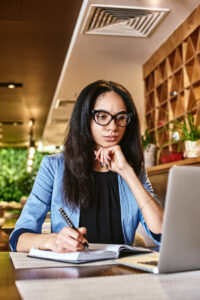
[10, 80, 163, 253]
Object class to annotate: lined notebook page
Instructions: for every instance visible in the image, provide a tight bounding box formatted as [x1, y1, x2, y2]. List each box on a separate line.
[16, 271, 200, 300]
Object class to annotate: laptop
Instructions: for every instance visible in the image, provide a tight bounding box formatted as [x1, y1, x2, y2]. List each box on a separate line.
[116, 166, 200, 274]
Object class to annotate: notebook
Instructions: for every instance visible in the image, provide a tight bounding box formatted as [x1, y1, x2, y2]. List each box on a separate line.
[28, 243, 151, 264]
[116, 166, 200, 274]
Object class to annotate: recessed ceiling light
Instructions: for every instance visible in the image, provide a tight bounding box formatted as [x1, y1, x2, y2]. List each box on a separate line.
[0, 121, 23, 126]
[8, 84, 15, 89]
[55, 99, 76, 108]
[0, 82, 23, 88]
[28, 119, 35, 127]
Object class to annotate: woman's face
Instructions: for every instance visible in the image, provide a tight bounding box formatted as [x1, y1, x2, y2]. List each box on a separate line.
[91, 91, 127, 149]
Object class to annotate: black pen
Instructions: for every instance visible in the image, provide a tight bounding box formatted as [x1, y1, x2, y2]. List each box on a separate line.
[59, 207, 89, 250]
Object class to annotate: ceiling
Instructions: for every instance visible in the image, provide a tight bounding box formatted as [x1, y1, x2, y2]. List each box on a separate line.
[0, 0, 199, 147]
[0, 0, 82, 146]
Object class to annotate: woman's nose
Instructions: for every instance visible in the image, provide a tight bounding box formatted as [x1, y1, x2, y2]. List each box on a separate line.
[106, 118, 117, 130]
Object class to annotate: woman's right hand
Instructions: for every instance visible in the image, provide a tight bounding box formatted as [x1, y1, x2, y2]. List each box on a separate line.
[44, 226, 88, 253]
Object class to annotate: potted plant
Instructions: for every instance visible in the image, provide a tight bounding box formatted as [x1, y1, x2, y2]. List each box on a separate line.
[172, 112, 200, 158]
[141, 129, 157, 167]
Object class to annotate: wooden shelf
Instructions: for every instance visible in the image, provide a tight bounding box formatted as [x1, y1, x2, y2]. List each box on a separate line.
[147, 156, 200, 175]
[143, 7, 200, 164]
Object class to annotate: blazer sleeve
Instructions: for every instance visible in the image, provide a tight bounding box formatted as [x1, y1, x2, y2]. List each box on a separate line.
[9, 155, 56, 250]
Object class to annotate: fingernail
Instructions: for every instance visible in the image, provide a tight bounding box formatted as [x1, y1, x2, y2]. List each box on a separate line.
[106, 163, 109, 168]
[107, 158, 111, 162]
[100, 162, 103, 168]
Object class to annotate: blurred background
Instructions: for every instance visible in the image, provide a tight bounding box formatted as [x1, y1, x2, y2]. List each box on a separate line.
[0, 0, 200, 249]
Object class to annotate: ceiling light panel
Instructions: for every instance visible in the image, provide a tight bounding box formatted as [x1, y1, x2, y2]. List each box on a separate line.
[82, 5, 169, 37]
[51, 119, 69, 125]
[0, 82, 23, 88]
[55, 99, 76, 109]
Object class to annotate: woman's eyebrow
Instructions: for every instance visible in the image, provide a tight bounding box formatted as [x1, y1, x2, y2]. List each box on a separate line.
[115, 110, 127, 114]
[95, 109, 127, 114]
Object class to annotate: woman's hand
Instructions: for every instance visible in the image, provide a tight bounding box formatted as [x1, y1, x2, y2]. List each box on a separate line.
[95, 145, 130, 175]
[43, 226, 88, 253]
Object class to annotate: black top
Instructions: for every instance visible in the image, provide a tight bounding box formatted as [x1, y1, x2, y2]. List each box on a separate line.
[79, 170, 124, 244]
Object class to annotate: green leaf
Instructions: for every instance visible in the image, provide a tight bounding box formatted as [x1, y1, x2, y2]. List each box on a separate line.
[141, 129, 156, 150]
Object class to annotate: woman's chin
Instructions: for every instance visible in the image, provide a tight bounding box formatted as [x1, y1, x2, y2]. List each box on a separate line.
[96, 141, 119, 148]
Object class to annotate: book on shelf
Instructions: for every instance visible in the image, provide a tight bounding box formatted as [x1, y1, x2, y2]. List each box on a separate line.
[28, 243, 152, 264]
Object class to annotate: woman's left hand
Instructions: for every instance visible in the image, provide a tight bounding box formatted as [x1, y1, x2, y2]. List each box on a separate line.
[95, 145, 130, 174]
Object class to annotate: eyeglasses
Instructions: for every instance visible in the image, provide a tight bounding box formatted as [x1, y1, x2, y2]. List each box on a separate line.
[91, 110, 133, 127]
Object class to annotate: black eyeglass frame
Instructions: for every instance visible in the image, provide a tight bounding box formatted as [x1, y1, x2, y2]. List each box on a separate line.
[91, 109, 133, 127]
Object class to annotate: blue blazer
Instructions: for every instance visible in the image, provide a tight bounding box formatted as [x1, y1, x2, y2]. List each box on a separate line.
[10, 153, 160, 250]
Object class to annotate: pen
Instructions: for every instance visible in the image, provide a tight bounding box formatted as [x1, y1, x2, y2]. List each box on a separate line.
[59, 207, 89, 250]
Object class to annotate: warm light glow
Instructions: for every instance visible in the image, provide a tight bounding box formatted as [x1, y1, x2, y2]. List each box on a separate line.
[0, 134, 3, 139]
[37, 141, 43, 151]
[37, 144, 56, 152]
[48, 145, 56, 152]
[28, 152, 35, 159]
[8, 84, 15, 89]
[29, 147, 35, 155]
[27, 159, 33, 166]
[28, 119, 34, 127]
[27, 166, 32, 173]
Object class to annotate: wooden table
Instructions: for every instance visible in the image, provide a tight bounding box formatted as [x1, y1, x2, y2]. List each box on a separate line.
[1, 219, 16, 235]
[0, 252, 143, 300]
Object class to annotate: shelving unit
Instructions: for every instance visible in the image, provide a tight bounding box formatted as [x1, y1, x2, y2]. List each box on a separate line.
[147, 156, 200, 176]
[146, 156, 200, 206]
[143, 7, 200, 164]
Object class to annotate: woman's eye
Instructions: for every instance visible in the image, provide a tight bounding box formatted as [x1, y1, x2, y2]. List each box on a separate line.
[117, 114, 126, 120]
[97, 113, 107, 119]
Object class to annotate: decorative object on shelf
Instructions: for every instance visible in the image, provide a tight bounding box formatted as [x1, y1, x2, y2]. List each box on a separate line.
[171, 112, 200, 158]
[160, 152, 183, 164]
[141, 129, 157, 167]
[184, 140, 200, 158]
[157, 123, 184, 164]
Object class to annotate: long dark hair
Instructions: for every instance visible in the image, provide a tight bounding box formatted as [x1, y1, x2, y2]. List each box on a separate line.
[63, 80, 144, 209]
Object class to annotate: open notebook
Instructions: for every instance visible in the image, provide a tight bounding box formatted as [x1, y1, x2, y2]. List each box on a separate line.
[28, 243, 151, 264]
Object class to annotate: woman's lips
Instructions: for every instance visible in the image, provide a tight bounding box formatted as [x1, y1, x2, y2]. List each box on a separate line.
[104, 136, 118, 142]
